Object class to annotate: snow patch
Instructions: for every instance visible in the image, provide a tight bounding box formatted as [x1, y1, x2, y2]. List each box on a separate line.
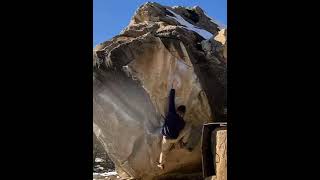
[93, 171, 118, 178]
[166, 9, 213, 39]
[100, 171, 118, 176]
[95, 157, 104, 163]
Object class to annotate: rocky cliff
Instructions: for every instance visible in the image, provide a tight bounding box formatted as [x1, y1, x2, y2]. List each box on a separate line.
[93, 2, 226, 179]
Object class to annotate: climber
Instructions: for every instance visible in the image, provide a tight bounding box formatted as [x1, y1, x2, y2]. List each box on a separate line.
[157, 79, 192, 170]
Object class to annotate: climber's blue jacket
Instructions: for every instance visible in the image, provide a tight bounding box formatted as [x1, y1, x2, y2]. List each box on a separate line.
[161, 89, 185, 139]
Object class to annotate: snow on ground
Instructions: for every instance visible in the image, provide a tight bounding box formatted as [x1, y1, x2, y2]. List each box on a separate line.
[93, 171, 117, 176]
[95, 157, 104, 162]
[166, 9, 213, 39]
[93, 171, 119, 180]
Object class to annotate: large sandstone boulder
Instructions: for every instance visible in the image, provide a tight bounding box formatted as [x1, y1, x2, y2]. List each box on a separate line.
[206, 128, 227, 180]
[93, 2, 226, 179]
[215, 129, 227, 180]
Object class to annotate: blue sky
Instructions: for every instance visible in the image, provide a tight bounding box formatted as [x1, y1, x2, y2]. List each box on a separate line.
[93, 0, 227, 46]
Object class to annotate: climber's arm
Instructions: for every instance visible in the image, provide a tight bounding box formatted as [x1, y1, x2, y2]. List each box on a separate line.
[168, 89, 176, 114]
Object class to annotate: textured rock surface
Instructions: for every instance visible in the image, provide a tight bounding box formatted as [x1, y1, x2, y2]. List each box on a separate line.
[93, 133, 115, 173]
[204, 128, 227, 180]
[93, 2, 226, 179]
[211, 129, 227, 180]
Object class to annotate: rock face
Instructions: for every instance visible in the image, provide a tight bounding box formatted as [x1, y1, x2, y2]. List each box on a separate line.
[93, 133, 115, 173]
[215, 130, 227, 180]
[93, 2, 226, 179]
[208, 129, 227, 180]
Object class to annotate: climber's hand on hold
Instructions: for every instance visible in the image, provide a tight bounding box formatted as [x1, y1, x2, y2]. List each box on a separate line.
[172, 79, 179, 89]
[172, 79, 176, 89]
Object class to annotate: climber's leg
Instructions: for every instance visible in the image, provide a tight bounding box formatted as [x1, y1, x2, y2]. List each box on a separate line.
[158, 136, 174, 169]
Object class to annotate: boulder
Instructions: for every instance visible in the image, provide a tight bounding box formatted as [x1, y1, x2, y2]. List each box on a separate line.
[93, 2, 227, 179]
